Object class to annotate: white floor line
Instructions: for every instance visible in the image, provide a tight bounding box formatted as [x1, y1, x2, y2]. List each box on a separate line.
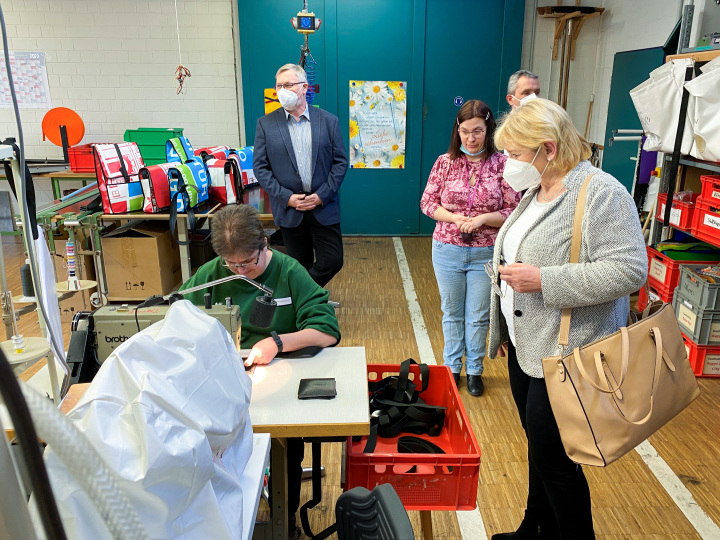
[635, 440, 720, 539]
[392, 237, 436, 366]
[392, 237, 488, 540]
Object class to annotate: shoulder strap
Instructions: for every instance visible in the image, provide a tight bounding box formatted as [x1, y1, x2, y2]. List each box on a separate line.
[558, 173, 594, 348]
[113, 144, 131, 182]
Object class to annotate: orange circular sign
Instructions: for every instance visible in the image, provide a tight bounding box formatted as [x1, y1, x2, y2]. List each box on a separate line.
[41, 107, 85, 146]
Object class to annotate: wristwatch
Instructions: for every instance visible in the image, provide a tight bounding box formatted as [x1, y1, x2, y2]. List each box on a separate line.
[270, 331, 283, 353]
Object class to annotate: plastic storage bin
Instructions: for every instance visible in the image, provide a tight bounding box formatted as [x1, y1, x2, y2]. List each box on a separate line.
[68, 143, 96, 173]
[699, 175, 720, 203]
[691, 199, 720, 249]
[646, 245, 720, 292]
[682, 333, 720, 377]
[124, 128, 184, 166]
[637, 281, 674, 311]
[656, 193, 699, 231]
[344, 363, 481, 511]
[676, 264, 720, 310]
[673, 290, 720, 345]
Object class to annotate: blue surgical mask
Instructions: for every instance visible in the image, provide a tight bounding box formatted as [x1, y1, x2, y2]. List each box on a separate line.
[461, 145, 486, 156]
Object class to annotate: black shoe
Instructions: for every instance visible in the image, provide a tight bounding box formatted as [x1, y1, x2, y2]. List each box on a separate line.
[491, 521, 540, 539]
[452, 372, 460, 386]
[467, 374, 484, 396]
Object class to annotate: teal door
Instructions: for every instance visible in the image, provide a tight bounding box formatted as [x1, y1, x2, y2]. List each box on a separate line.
[238, 0, 523, 234]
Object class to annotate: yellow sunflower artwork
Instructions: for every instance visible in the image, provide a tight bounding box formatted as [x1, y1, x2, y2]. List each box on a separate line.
[348, 80, 407, 169]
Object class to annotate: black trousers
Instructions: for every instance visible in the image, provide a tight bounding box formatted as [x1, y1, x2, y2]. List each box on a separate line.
[287, 437, 304, 517]
[507, 343, 595, 539]
[280, 211, 343, 287]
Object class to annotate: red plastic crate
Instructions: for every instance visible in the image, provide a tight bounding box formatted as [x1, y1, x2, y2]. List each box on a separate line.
[344, 364, 481, 511]
[646, 245, 719, 292]
[699, 175, 720, 203]
[68, 143, 96, 173]
[656, 193, 699, 231]
[637, 281, 674, 311]
[682, 333, 720, 377]
[691, 198, 720, 249]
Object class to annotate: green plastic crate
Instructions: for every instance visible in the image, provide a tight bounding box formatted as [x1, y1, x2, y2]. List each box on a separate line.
[123, 127, 184, 146]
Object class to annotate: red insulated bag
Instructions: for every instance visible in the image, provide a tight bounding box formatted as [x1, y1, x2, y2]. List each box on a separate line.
[205, 158, 243, 205]
[139, 163, 175, 213]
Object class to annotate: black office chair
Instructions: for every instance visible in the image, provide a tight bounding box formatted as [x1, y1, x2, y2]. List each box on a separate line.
[308, 484, 413, 540]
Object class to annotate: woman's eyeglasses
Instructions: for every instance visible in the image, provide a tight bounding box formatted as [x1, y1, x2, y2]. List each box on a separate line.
[458, 128, 486, 138]
[222, 250, 261, 271]
[484, 256, 507, 298]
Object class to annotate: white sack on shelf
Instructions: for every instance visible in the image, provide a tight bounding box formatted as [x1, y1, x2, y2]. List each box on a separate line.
[685, 65, 720, 162]
[630, 58, 695, 155]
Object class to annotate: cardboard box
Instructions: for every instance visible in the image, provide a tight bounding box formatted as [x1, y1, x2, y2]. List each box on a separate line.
[102, 221, 181, 301]
[52, 237, 97, 323]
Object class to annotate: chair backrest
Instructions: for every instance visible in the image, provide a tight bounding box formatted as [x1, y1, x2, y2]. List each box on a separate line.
[335, 484, 413, 540]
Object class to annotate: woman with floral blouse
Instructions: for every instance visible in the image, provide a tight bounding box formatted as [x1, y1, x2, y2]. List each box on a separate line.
[420, 100, 521, 396]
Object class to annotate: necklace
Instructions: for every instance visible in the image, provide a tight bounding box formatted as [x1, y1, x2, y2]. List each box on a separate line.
[539, 180, 565, 202]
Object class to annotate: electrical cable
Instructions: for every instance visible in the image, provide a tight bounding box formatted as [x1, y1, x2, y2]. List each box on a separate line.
[0, 349, 67, 540]
[0, 1, 70, 395]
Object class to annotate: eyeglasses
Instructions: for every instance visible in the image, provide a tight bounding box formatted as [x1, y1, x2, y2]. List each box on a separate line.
[484, 256, 507, 298]
[458, 128, 486, 138]
[275, 82, 305, 90]
[222, 250, 261, 271]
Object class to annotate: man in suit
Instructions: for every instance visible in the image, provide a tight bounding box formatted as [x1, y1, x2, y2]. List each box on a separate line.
[254, 63, 348, 287]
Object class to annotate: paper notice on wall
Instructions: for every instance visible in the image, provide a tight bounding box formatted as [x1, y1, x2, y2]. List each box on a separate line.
[348, 80, 406, 169]
[0, 52, 52, 108]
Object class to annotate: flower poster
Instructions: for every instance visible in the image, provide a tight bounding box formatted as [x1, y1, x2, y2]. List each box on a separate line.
[348, 80, 406, 169]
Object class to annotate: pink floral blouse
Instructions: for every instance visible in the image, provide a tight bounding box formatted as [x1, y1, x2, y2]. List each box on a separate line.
[420, 152, 521, 247]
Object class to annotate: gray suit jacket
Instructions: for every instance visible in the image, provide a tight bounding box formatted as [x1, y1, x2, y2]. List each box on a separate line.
[253, 106, 348, 228]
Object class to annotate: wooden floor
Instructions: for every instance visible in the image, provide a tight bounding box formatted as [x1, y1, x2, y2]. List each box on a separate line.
[5, 235, 720, 539]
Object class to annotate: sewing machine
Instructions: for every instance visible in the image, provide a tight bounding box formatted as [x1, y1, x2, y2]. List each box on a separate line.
[66, 303, 241, 384]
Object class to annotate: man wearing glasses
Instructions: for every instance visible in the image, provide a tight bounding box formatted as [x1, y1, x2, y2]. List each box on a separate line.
[254, 63, 348, 287]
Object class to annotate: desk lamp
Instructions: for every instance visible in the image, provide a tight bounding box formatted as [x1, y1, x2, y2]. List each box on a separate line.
[139, 274, 277, 328]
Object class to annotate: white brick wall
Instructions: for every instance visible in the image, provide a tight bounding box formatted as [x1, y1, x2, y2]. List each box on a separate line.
[521, 0, 681, 146]
[0, 0, 241, 208]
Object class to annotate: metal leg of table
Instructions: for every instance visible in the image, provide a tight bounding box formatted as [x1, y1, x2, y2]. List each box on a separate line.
[270, 437, 288, 540]
[176, 216, 192, 282]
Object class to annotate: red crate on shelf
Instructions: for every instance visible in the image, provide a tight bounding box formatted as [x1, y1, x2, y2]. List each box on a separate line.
[68, 143, 97, 173]
[691, 198, 720, 249]
[656, 193, 699, 231]
[699, 175, 720, 203]
[637, 281, 675, 311]
[646, 246, 718, 292]
[344, 364, 481, 511]
[682, 333, 720, 377]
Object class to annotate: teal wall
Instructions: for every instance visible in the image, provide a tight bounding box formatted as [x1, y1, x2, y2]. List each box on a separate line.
[238, 0, 524, 235]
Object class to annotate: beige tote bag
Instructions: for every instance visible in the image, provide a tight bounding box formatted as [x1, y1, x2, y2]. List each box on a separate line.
[542, 175, 700, 467]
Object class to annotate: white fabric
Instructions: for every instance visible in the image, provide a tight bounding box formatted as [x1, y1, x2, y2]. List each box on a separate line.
[685, 65, 720, 162]
[40, 300, 253, 540]
[630, 58, 695, 154]
[34, 226, 65, 361]
[500, 195, 548, 346]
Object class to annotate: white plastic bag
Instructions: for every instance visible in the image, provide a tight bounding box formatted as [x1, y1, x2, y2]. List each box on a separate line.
[685, 64, 720, 161]
[39, 300, 253, 540]
[630, 58, 695, 154]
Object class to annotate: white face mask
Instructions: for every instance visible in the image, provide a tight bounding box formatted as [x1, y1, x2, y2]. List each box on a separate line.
[503, 147, 549, 192]
[277, 86, 300, 110]
[511, 93, 537, 107]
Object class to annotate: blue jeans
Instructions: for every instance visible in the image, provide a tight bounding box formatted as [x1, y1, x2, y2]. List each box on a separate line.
[431, 240, 493, 376]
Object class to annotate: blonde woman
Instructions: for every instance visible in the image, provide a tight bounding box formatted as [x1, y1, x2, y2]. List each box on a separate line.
[487, 99, 646, 539]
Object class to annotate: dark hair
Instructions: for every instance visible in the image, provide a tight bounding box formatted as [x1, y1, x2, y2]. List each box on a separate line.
[211, 205, 266, 259]
[447, 100, 497, 161]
